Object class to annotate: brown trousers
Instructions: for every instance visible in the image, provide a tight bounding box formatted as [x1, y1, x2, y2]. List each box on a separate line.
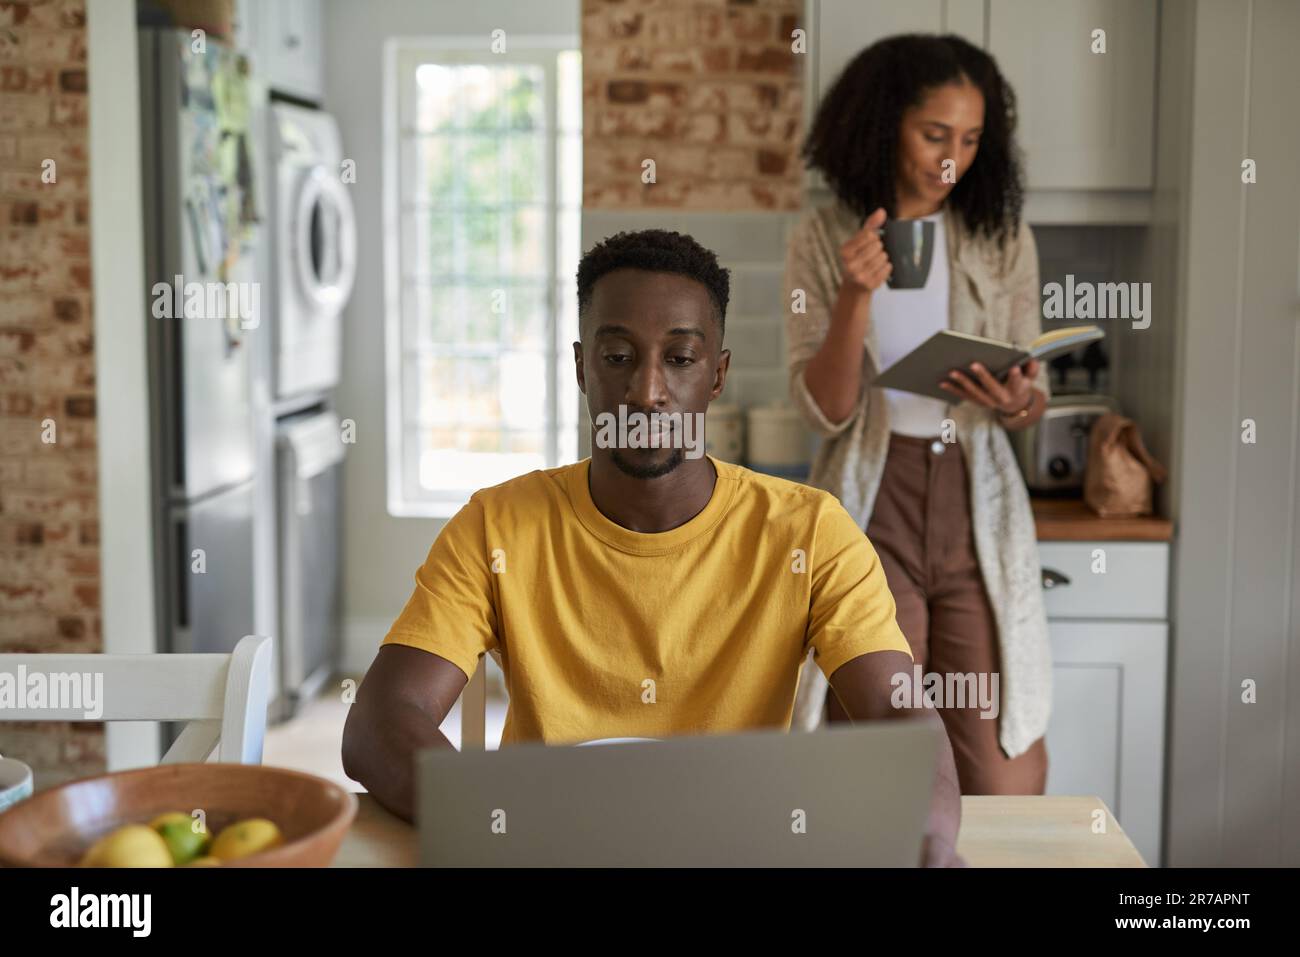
[827, 432, 1048, 795]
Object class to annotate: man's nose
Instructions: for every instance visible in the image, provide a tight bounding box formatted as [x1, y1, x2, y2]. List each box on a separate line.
[625, 358, 669, 409]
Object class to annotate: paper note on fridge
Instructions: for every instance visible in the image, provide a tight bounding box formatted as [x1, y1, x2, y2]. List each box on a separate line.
[872, 325, 1105, 402]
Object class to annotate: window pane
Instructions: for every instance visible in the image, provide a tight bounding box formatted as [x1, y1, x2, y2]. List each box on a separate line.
[418, 439, 546, 493]
[557, 133, 581, 208]
[499, 351, 547, 430]
[422, 427, 498, 454]
[557, 205, 580, 284]
[557, 280, 580, 365]
[463, 209, 503, 273]
[556, 279, 581, 461]
[502, 66, 543, 130]
[502, 430, 546, 455]
[404, 208, 457, 278]
[411, 63, 457, 132]
[458, 65, 500, 131]
[404, 283, 505, 347]
[463, 134, 504, 204]
[394, 47, 581, 510]
[418, 355, 501, 428]
[509, 206, 547, 278]
[402, 135, 456, 204]
[503, 283, 548, 351]
[462, 284, 506, 344]
[508, 133, 545, 204]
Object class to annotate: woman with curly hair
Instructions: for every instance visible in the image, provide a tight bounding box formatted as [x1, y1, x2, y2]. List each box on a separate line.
[785, 34, 1052, 794]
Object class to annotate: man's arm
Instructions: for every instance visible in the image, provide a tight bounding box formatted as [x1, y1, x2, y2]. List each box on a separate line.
[341, 644, 470, 823]
[828, 649, 965, 867]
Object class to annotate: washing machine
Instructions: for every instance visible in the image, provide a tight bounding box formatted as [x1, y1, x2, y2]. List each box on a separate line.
[267, 102, 357, 401]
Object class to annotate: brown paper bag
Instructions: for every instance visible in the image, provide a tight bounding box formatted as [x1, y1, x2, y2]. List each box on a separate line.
[1084, 414, 1168, 517]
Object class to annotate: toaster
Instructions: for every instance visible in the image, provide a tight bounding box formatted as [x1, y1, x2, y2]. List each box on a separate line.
[1012, 394, 1119, 493]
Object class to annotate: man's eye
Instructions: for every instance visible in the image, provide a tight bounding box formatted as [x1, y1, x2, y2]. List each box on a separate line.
[668, 355, 695, 366]
[604, 354, 630, 364]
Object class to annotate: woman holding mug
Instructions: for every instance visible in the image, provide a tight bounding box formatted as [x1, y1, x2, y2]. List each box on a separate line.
[785, 34, 1052, 793]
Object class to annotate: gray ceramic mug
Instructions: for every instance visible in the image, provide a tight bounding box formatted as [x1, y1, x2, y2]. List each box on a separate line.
[877, 218, 937, 289]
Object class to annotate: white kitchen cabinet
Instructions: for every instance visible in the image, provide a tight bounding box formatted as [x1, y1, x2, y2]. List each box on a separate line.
[806, 0, 980, 196]
[813, 0, 983, 105]
[987, 0, 1157, 190]
[236, 0, 323, 103]
[1038, 541, 1168, 619]
[1038, 540, 1169, 865]
[1045, 619, 1168, 866]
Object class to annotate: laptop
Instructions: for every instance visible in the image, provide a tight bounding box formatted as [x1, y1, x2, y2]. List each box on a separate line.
[417, 722, 941, 867]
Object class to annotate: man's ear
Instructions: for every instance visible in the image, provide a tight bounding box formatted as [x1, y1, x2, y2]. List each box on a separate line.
[572, 341, 585, 394]
[711, 347, 731, 400]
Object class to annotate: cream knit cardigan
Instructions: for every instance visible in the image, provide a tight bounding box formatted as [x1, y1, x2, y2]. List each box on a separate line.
[784, 199, 1053, 759]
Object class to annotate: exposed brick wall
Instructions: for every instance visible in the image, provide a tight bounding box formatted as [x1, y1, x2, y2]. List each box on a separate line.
[582, 0, 805, 211]
[0, 0, 104, 788]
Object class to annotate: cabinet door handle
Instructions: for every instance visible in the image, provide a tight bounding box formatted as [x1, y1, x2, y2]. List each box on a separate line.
[175, 518, 190, 629]
[1041, 567, 1071, 589]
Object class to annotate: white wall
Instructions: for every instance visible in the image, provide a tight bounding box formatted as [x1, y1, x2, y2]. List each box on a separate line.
[321, 0, 580, 674]
[87, 0, 160, 769]
[1159, 0, 1300, 866]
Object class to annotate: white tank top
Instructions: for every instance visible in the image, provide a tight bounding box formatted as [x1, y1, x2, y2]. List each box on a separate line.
[870, 210, 951, 438]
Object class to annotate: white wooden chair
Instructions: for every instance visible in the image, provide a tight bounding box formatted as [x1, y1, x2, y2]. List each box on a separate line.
[459, 653, 493, 750]
[0, 634, 274, 765]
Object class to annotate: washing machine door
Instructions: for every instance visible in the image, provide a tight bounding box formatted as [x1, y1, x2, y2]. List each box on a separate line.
[294, 164, 357, 313]
[279, 164, 357, 397]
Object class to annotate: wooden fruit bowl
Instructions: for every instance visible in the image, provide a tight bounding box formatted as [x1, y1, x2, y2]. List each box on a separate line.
[0, 763, 358, 867]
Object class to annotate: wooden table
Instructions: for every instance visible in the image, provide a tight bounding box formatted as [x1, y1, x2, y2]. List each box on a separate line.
[335, 793, 1146, 867]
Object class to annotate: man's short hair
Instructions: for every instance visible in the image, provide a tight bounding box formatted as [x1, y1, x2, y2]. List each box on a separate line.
[576, 229, 731, 340]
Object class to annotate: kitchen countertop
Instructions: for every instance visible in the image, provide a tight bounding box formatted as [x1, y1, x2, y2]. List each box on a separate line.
[779, 467, 1172, 542]
[1031, 496, 1173, 542]
[335, 792, 1146, 867]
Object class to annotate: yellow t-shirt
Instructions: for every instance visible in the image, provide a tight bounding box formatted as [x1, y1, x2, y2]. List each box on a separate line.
[382, 455, 911, 745]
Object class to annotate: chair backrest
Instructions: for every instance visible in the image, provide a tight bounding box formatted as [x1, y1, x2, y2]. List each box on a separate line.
[0, 635, 274, 765]
[460, 653, 490, 750]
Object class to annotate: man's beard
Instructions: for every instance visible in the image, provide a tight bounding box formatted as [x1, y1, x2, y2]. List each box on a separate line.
[609, 445, 686, 480]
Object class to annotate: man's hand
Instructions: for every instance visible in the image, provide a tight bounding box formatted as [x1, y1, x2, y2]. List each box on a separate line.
[921, 833, 968, 868]
[341, 644, 468, 822]
[828, 650, 964, 868]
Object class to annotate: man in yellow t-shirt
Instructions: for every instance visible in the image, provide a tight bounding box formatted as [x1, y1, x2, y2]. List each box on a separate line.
[342, 228, 963, 865]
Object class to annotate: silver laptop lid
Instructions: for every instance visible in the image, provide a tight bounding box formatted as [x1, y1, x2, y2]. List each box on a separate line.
[417, 722, 940, 867]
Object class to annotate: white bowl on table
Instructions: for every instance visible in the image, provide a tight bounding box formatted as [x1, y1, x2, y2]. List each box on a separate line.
[0, 754, 34, 814]
[574, 737, 659, 747]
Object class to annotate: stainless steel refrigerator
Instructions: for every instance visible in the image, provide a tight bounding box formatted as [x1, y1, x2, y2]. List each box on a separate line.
[139, 28, 262, 748]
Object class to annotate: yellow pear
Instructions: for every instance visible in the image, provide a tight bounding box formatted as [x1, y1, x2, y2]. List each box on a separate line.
[80, 825, 173, 868]
[147, 811, 192, 831]
[146, 811, 211, 864]
[210, 818, 283, 861]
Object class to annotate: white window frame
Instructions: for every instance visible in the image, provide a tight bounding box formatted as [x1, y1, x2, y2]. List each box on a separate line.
[382, 35, 581, 518]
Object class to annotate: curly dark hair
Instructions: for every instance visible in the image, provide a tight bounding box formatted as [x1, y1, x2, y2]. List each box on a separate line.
[576, 229, 731, 341]
[801, 33, 1024, 249]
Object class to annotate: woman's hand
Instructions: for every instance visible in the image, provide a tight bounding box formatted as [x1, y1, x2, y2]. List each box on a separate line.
[840, 207, 892, 294]
[939, 357, 1041, 416]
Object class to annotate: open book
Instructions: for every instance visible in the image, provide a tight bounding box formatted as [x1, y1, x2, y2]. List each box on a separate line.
[872, 325, 1105, 401]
